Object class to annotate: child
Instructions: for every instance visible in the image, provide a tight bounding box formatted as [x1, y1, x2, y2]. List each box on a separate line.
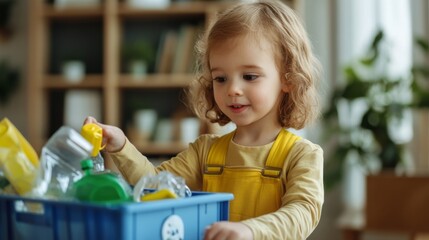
[85, 0, 323, 239]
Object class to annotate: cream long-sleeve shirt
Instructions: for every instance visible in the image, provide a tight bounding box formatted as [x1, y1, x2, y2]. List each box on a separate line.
[110, 133, 324, 240]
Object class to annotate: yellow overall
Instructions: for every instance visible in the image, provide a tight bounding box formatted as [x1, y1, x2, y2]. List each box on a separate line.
[203, 129, 300, 221]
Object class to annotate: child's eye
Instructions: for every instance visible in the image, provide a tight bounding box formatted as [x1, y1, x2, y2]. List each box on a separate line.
[243, 74, 258, 81]
[213, 76, 226, 82]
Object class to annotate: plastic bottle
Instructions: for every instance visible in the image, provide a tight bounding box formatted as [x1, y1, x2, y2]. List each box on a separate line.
[73, 159, 132, 203]
[81, 123, 105, 172]
[32, 126, 93, 198]
[0, 118, 39, 195]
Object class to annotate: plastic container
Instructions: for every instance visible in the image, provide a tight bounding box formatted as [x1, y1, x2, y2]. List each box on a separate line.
[0, 118, 39, 195]
[80, 123, 105, 172]
[31, 126, 92, 198]
[0, 191, 233, 240]
[72, 160, 132, 203]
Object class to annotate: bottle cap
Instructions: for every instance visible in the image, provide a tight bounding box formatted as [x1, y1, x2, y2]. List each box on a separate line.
[81, 159, 94, 171]
[81, 123, 106, 157]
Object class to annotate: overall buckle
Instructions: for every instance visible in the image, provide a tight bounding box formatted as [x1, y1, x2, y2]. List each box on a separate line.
[262, 167, 282, 178]
[204, 164, 224, 175]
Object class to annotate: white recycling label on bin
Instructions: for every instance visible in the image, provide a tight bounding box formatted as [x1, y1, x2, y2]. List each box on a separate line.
[162, 214, 184, 240]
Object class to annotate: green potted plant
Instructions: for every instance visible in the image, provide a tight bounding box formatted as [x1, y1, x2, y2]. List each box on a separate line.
[0, 60, 19, 105]
[323, 30, 412, 189]
[122, 40, 156, 80]
[323, 31, 417, 228]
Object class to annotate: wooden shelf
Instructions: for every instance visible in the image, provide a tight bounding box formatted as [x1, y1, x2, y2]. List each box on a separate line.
[43, 5, 104, 19]
[119, 74, 193, 89]
[44, 74, 103, 89]
[41, 2, 232, 20]
[27, 0, 219, 157]
[118, 2, 230, 18]
[27, 0, 297, 158]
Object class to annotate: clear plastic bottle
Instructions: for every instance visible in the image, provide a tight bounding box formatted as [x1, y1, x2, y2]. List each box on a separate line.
[32, 126, 93, 198]
[81, 123, 105, 172]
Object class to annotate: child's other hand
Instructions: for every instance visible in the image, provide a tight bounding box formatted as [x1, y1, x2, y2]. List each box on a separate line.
[204, 221, 253, 240]
[83, 116, 126, 153]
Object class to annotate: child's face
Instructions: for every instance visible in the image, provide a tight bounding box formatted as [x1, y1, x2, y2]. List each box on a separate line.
[209, 35, 289, 128]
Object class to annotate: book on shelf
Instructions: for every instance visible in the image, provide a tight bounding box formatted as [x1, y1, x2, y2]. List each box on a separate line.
[155, 24, 201, 75]
[187, 24, 203, 73]
[171, 25, 198, 74]
[155, 30, 178, 74]
[186, 26, 202, 73]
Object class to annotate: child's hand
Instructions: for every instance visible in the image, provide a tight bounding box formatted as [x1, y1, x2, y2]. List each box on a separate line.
[83, 116, 126, 153]
[204, 221, 253, 240]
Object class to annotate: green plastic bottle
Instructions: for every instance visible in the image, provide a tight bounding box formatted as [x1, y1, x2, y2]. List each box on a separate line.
[73, 159, 133, 203]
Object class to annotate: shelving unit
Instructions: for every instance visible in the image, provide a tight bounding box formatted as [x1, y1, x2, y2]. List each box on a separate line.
[26, 0, 297, 158]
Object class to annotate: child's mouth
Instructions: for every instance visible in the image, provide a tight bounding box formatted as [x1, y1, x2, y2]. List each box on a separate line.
[229, 104, 247, 113]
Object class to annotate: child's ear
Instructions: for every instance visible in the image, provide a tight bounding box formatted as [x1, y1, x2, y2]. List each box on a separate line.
[281, 75, 290, 93]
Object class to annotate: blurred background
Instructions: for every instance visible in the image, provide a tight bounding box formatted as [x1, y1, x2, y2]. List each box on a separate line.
[1, 0, 429, 239]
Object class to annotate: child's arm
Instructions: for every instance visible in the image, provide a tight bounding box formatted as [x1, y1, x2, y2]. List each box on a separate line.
[83, 116, 156, 184]
[84, 116, 209, 189]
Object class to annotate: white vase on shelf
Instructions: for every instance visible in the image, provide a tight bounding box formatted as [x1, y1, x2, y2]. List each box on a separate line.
[180, 118, 200, 144]
[154, 119, 173, 143]
[64, 90, 102, 131]
[127, 0, 171, 9]
[55, 0, 101, 8]
[62, 61, 85, 83]
[128, 60, 148, 81]
[134, 109, 158, 141]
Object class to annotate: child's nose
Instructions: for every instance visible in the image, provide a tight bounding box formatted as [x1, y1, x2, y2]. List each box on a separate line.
[227, 80, 243, 97]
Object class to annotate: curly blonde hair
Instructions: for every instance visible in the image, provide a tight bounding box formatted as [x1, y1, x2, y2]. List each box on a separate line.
[187, 0, 321, 129]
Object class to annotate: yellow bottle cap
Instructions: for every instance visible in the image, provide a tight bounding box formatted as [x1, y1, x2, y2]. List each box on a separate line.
[81, 123, 105, 157]
[140, 189, 178, 201]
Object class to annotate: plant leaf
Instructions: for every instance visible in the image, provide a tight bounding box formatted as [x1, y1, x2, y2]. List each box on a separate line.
[416, 37, 429, 53]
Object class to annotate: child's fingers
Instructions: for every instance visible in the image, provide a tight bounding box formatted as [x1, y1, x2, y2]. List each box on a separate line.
[84, 116, 98, 125]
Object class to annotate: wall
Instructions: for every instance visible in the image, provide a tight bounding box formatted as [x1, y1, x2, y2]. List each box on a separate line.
[298, 0, 344, 239]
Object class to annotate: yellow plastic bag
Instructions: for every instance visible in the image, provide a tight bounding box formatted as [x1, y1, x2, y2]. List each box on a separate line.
[0, 118, 39, 195]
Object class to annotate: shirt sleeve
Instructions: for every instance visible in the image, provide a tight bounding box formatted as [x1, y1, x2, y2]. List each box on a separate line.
[241, 140, 324, 240]
[108, 135, 214, 189]
[109, 138, 156, 185]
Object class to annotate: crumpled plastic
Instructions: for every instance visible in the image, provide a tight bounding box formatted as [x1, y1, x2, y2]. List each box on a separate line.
[133, 171, 192, 202]
[0, 118, 39, 195]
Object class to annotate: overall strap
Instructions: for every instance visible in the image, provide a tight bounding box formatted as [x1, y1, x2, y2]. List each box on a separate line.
[205, 129, 300, 176]
[263, 129, 301, 177]
[205, 131, 234, 174]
